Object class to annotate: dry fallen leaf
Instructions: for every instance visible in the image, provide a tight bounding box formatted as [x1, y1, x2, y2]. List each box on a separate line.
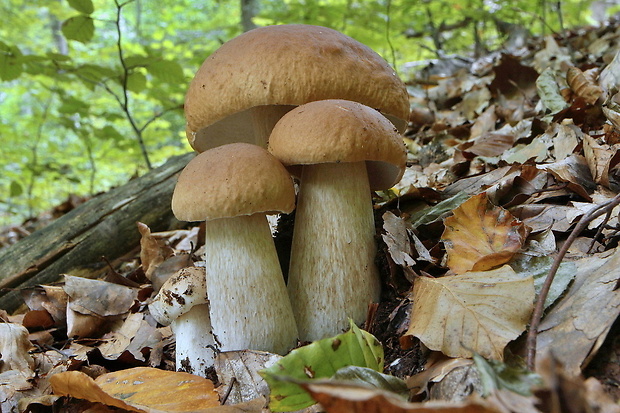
[566, 66, 603, 105]
[50, 367, 220, 412]
[537, 247, 620, 375]
[442, 193, 530, 274]
[299, 380, 502, 413]
[406, 266, 535, 360]
[0, 323, 35, 374]
[138, 222, 173, 281]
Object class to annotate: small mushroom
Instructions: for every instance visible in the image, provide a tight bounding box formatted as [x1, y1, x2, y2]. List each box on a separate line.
[171, 143, 298, 354]
[268, 99, 407, 341]
[149, 266, 215, 376]
[184, 24, 409, 152]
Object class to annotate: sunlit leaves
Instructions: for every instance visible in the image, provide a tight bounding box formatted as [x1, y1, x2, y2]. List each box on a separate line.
[67, 0, 94, 15]
[148, 60, 185, 84]
[62, 15, 95, 43]
[0, 41, 23, 81]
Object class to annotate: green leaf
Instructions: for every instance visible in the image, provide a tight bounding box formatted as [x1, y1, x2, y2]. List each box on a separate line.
[124, 54, 152, 68]
[331, 366, 409, 399]
[473, 353, 542, 396]
[126, 71, 147, 93]
[95, 125, 124, 141]
[0, 42, 23, 81]
[259, 321, 383, 412]
[58, 96, 90, 116]
[9, 181, 23, 197]
[408, 191, 470, 229]
[75, 64, 116, 82]
[147, 60, 185, 84]
[537, 68, 568, 115]
[62, 15, 95, 43]
[67, 0, 94, 14]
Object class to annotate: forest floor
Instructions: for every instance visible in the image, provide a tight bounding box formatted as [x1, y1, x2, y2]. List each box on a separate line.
[2, 18, 620, 413]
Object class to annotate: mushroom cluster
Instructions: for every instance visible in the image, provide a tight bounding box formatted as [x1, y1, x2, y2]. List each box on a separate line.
[154, 24, 410, 376]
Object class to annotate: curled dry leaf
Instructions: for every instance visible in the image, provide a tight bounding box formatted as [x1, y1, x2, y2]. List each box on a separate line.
[566, 66, 603, 105]
[442, 193, 530, 274]
[406, 266, 535, 360]
[0, 323, 35, 374]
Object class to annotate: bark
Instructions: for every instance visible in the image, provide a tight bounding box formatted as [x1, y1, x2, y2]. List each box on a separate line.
[240, 0, 258, 32]
[0, 153, 194, 313]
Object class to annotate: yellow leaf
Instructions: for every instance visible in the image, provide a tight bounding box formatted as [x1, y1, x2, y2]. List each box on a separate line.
[405, 266, 534, 360]
[50, 367, 220, 412]
[442, 193, 529, 274]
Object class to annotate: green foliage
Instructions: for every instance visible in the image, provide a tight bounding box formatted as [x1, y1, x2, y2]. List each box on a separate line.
[0, 0, 607, 226]
[260, 321, 384, 412]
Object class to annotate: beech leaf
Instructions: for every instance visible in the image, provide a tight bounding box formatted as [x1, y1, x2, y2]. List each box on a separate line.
[50, 367, 220, 412]
[406, 266, 535, 360]
[259, 321, 383, 412]
[442, 193, 530, 274]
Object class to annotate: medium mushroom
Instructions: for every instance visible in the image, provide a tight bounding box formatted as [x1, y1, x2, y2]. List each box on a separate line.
[268, 99, 407, 341]
[171, 143, 298, 354]
[185, 24, 409, 152]
[149, 266, 215, 377]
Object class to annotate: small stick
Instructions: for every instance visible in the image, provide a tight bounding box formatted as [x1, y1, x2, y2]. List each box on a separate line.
[526, 193, 620, 370]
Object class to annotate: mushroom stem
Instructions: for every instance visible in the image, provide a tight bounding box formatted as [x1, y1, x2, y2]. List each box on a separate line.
[204, 213, 298, 353]
[172, 303, 216, 375]
[287, 161, 380, 341]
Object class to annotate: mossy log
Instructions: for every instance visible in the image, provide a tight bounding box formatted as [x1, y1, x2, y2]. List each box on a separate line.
[0, 153, 194, 313]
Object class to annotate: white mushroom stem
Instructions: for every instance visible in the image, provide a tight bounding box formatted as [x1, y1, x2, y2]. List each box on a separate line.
[287, 161, 380, 341]
[148, 267, 216, 377]
[204, 213, 298, 354]
[172, 304, 216, 375]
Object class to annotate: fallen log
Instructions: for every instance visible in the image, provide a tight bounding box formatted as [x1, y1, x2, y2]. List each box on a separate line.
[0, 152, 194, 313]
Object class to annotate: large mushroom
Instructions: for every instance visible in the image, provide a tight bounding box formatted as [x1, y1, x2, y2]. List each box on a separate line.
[184, 24, 409, 152]
[171, 143, 298, 354]
[268, 99, 407, 341]
[149, 267, 215, 376]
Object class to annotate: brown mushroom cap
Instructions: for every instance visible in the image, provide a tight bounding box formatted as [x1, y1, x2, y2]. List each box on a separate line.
[268, 99, 407, 190]
[172, 143, 295, 221]
[185, 24, 410, 152]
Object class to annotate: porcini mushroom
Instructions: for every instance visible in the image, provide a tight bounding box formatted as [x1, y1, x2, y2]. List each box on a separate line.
[185, 24, 409, 152]
[149, 266, 215, 376]
[268, 99, 407, 341]
[171, 143, 298, 354]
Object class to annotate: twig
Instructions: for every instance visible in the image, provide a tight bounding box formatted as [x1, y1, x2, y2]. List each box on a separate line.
[526, 193, 620, 370]
[114, 0, 152, 170]
[220, 376, 237, 405]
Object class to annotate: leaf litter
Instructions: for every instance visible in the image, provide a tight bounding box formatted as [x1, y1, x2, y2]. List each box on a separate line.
[3, 18, 620, 413]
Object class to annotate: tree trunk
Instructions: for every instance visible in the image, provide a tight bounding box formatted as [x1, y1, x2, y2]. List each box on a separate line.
[240, 0, 258, 32]
[0, 153, 194, 313]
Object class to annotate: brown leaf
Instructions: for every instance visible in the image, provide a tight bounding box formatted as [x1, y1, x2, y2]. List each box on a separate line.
[51, 367, 220, 412]
[406, 266, 534, 360]
[442, 193, 530, 274]
[566, 66, 603, 105]
[299, 380, 502, 413]
[138, 222, 173, 281]
[537, 247, 620, 375]
[64, 275, 139, 317]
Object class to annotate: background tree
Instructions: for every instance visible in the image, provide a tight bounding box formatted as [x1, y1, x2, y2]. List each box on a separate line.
[0, 0, 610, 227]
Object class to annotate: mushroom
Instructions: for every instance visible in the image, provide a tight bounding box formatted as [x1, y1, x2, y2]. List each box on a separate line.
[268, 99, 407, 341]
[149, 266, 215, 376]
[171, 143, 298, 354]
[184, 24, 409, 152]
